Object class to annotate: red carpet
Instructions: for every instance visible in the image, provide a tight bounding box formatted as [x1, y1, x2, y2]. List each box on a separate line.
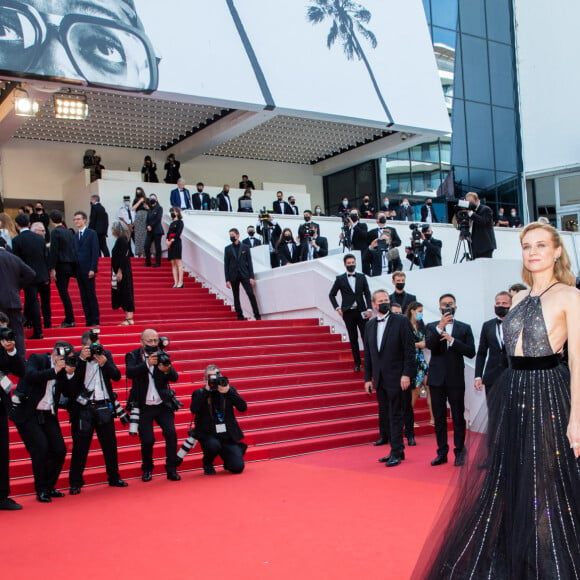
[2, 441, 453, 580]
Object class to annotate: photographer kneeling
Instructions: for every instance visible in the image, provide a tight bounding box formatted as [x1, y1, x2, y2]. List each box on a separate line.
[190, 365, 248, 475]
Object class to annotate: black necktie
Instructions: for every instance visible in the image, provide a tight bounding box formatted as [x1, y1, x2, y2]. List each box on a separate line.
[78, 231, 83, 241]
[496, 319, 502, 325]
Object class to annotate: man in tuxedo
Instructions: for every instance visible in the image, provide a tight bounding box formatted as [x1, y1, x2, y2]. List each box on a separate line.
[88, 194, 110, 257]
[242, 225, 262, 248]
[474, 291, 511, 398]
[396, 198, 414, 222]
[297, 210, 321, 241]
[48, 210, 77, 328]
[420, 198, 439, 223]
[0, 316, 25, 510]
[12, 214, 51, 339]
[367, 212, 402, 247]
[257, 213, 282, 268]
[299, 224, 328, 261]
[144, 194, 164, 267]
[389, 272, 417, 313]
[217, 185, 234, 212]
[328, 254, 372, 372]
[224, 229, 261, 321]
[192, 182, 211, 210]
[363, 290, 416, 467]
[126, 329, 181, 482]
[425, 293, 475, 467]
[464, 192, 497, 259]
[340, 210, 368, 267]
[272, 191, 293, 215]
[65, 331, 128, 495]
[169, 178, 192, 210]
[405, 225, 442, 269]
[10, 341, 74, 502]
[73, 211, 100, 327]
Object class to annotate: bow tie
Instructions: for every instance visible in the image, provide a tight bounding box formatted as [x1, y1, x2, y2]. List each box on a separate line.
[377, 317, 388, 323]
[347, 274, 356, 277]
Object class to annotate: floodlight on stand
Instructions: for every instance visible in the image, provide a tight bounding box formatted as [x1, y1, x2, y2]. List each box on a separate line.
[54, 93, 88, 120]
[14, 88, 39, 117]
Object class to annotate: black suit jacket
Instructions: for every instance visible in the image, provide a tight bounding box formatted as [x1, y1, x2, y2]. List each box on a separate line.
[420, 205, 439, 223]
[0, 346, 25, 415]
[277, 241, 299, 266]
[389, 291, 417, 313]
[75, 228, 99, 274]
[363, 314, 416, 390]
[329, 272, 371, 312]
[224, 243, 254, 282]
[397, 205, 414, 221]
[475, 318, 508, 386]
[190, 386, 247, 442]
[192, 192, 211, 210]
[217, 192, 233, 212]
[257, 222, 281, 248]
[425, 320, 475, 389]
[470, 203, 497, 256]
[297, 221, 321, 240]
[348, 222, 368, 252]
[146, 205, 164, 235]
[242, 236, 262, 248]
[405, 238, 442, 269]
[12, 230, 49, 283]
[49, 225, 77, 268]
[301, 236, 328, 260]
[125, 348, 179, 408]
[367, 226, 401, 247]
[89, 203, 109, 235]
[272, 200, 293, 215]
[0, 248, 36, 310]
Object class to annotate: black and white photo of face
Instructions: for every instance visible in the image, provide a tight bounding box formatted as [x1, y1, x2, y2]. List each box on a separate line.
[0, 0, 158, 91]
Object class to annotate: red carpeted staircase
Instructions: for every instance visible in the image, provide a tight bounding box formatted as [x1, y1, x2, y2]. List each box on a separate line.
[9, 258, 434, 495]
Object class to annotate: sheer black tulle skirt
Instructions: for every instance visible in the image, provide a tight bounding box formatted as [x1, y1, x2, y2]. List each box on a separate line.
[416, 361, 580, 579]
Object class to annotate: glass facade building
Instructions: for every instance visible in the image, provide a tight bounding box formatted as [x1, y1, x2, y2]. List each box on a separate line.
[324, 0, 522, 220]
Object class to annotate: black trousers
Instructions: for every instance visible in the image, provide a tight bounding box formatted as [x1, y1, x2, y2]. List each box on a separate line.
[97, 234, 110, 258]
[144, 233, 162, 266]
[231, 278, 260, 319]
[24, 282, 52, 335]
[76, 273, 100, 326]
[343, 309, 366, 366]
[3, 308, 25, 358]
[17, 411, 66, 494]
[69, 408, 121, 487]
[430, 384, 466, 456]
[377, 386, 404, 457]
[473, 249, 494, 259]
[138, 404, 178, 472]
[55, 263, 75, 324]
[402, 388, 415, 438]
[199, 435, 245, 473]
[0, 411, 10, 499]
[375, 388, 390, 441]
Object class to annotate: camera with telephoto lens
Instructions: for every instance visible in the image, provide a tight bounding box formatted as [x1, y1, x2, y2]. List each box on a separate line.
[259, 207, 272, 223]
[56, 345, 78, 368]
[166, 389, 183, 411]
[144, 336, 171, 366]
[0, 327, 15, 342]
[208, 371, 229, 391]
[128, 406, 140, 435]
[176, 428, 197, 465]
[111, 393, 130, 425]
[407, 223, 424, 250]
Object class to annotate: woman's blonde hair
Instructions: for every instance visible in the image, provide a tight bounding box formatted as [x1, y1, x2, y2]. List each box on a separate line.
[520, 222, 576, 286]
[0, 213, 17, 238]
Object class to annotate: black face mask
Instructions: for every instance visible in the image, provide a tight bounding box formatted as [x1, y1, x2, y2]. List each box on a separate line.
[395, 282, 405, 291]
[230, 236, 236, 243]
[426, 202, 432, 206]
[363, 199, 369, 204]
[378, 302, 391, 315]
[350, 214, 358, 222]
[248, 230, 255, 237]
[149, 200, 157, 206]
[197, 189, 203, 193]
[170, 213, 176, 219]
[346, 264, 356, 273]
[424, 233, 432, 240]
[304, 216, 311, 222]
[495, 305, 510, 318]
[285, 234, 292, 241]
[378, 217, 387, 224]
[290, 200, 295, 205]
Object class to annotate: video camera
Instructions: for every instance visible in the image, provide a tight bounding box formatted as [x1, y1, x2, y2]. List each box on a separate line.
[455, 199, 476, 235]
[208, 371, 229, 391]
[303, 223, 315, 239]
[259, 207, 271, 223]
[56, 344, 78, 368]
[406, 223, 425, 251]
[0, 327, 15, 342]
[144, 336, 171, 366]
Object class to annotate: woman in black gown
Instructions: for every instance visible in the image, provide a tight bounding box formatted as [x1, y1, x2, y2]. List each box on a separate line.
[167, 207, 184, 288]
[111, 221, 135, 325]
[418, 222, 580, 579]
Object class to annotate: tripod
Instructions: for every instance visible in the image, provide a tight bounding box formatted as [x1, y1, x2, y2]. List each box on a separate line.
[453, 230, 473, 263]
[408, 243, 423, 270]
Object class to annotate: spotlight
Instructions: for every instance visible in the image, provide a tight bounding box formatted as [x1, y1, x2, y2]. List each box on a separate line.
[54, 93, 88, 120]
[14, 89, 39, 117]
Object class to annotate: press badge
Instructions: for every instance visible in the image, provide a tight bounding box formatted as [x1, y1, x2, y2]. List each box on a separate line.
[0, 375, 13, 394]
[216, 423, 227, 434]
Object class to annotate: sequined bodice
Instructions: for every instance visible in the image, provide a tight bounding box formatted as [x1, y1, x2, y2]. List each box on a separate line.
[503, 294, 554, 357]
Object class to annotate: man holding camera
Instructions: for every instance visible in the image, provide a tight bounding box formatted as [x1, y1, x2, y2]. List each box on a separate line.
[64, 330, 128, 495]
[405, 225, 442, 269]
[256, 213, 282, 268]
[126, 329, 181, 482]
[190, 365, 248, 475]
[0, 314, 25, 509]
[299, 223, 328, 262]
[11, 341, 74, 502]
[464, 192, 497, 259]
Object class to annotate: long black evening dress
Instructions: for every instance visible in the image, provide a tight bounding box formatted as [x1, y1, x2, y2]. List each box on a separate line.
[419, 286, 580, 579]
[111, 236, 135, 313]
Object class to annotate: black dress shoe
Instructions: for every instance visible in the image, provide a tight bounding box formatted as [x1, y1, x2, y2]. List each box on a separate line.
[353, 365, 361, 372]
[49, 489, 65, 498]
[431, 454, 448, 466]
[37, 492, 52, 503]
[0, 497, 23, 510]
[142, 471, 153, 482]
[59, 321, 75, 328]
[385, 456, 402, 467]
[152, 264, 161, 268]
[203, 464, 216, 475]
[108, 478, 128, 488]
[144, 263, 152, 267]
[167, 472, 181, 481]
[379, 451, 405, 463]
[407, 436, 417, 446]
[454, 450, 466, 467]
[373, 438, 389, 446]
[69, 487, 81, 495]
[30, 334, 44, 340]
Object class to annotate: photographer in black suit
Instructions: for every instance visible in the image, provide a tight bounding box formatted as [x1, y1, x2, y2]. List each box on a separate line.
[257, 214, 281, 268]
[329, 254, 372, 371]
[189, 365, 248, 475]
[10, 341, 74, 502]
[0, 315, 25, 510]
[89, 195, 110, 257]
[65, 331, 128, 495]
[126, 329, 181, 482]
[13, 213, 51, 339]
[464, 192, 497, 259]
[404, 225, 442, 269]
[224, 229, 261, 321]
[363, 290, 416, 467]
[425, 294, 475, 467]
[299, 224, 328, 261]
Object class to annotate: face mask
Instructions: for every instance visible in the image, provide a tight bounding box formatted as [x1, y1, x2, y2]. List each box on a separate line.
[304, 216, 311, 222]
[426, 202, 432, 207]
[378, 302, 391, 315]
[415, 312, 423, 321]
[315, 208, 321, 214]
[498, 211, 504, 216]
[424, 233, 432, 240]
[229, 236, 236, 243]
[395, 282, 405, 291]
[170, 212, 176, 219]
[124, 202, 130, 208]
[149, 199, 157, 205]
[290, 200, 295, 205]
[346, 264, 356, 273]
[285, 234, 292, 241]
[363, 199, 369, 204]
[342, 201, 348, 207]
[384, 201, 389, 207]
[495, 305, 509, 318]
[403, 202, 409, 207]
[378, 217, 387, 224]
[511, 212, 516, 217]
[350, 214, 358, 222]
[248, 230, 255, 237]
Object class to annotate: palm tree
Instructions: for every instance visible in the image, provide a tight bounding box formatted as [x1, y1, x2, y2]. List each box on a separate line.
[307, 0, 393, 125]
[226, 0, 275, 110]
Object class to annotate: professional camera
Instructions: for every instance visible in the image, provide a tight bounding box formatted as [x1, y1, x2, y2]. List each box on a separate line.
[208, 371, 229, 391]
[144, 336, 171, 366]
[406, 223, 424, 251]
[259, 207, 271, 222]
[0, 327, 15, 342]
[166, 389, 183, 411]
[56, 345, 78, 368]
[111, 393, 130, 425]
[128, 407, 140, 435]
[89, 343, 105, 357]
[176, 428, 197, 465]
[76, 389, 91, 406]
[303, 223, 314, 239]
[455, 200, 476, 233]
